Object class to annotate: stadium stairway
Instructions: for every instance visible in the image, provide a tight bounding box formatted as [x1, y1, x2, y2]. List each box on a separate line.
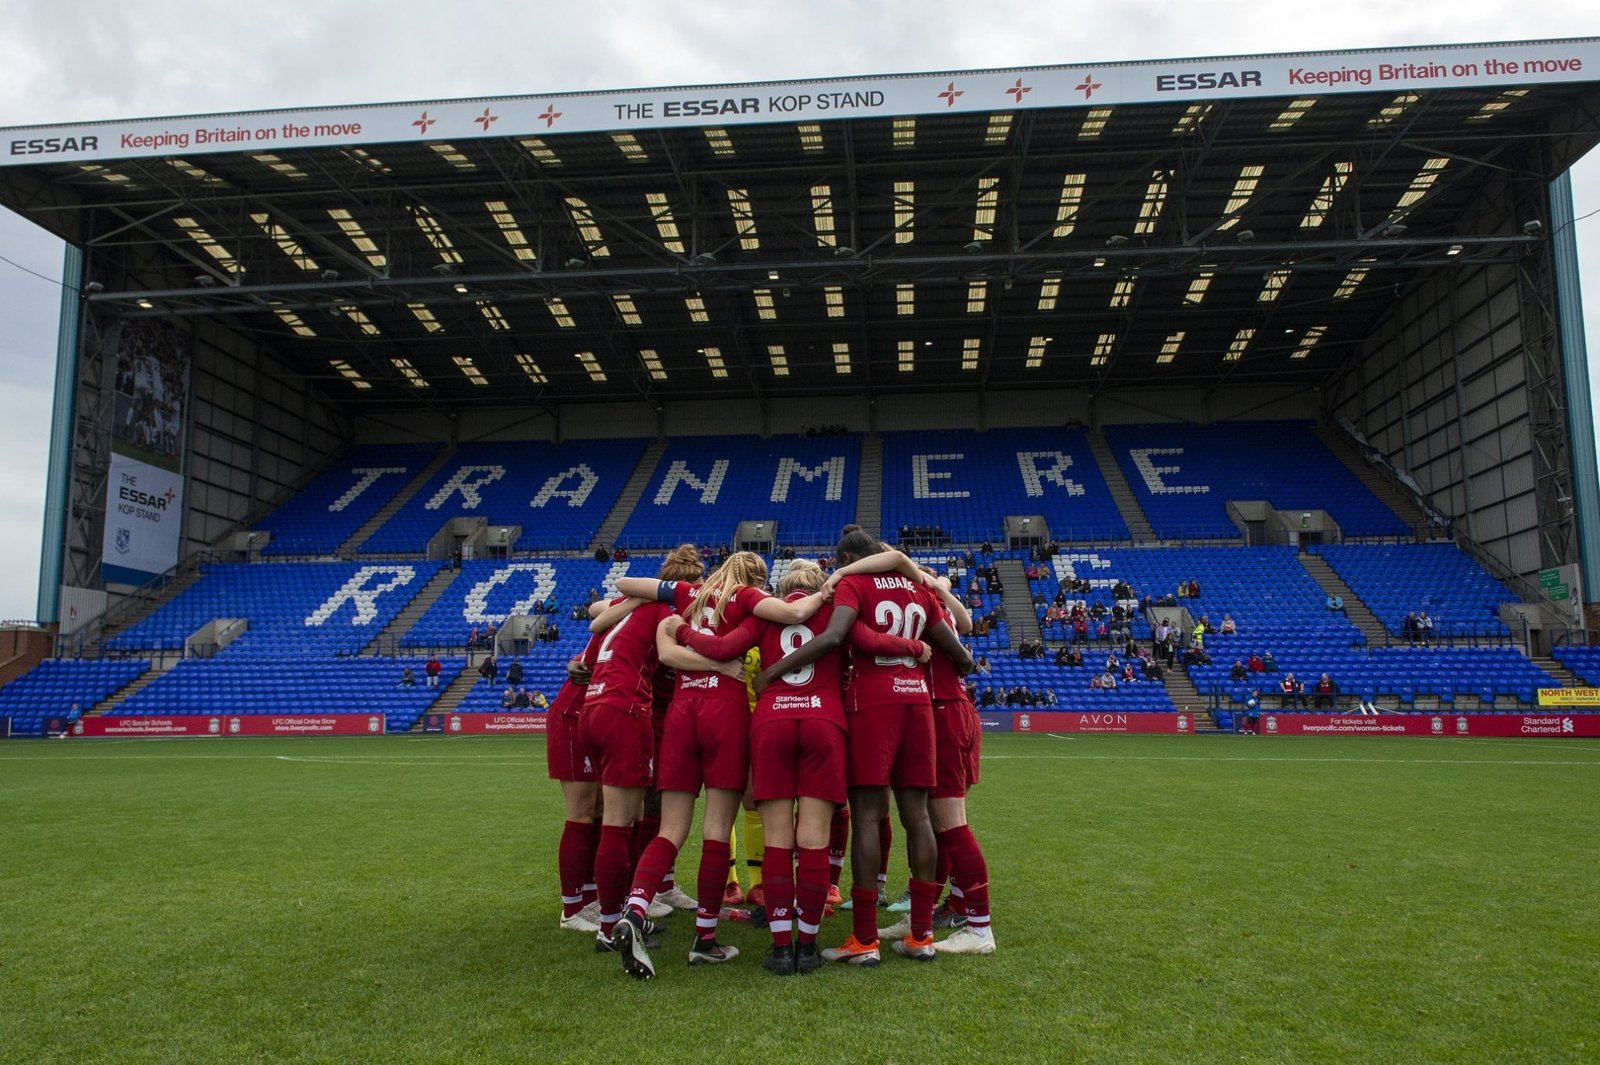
[419, 667, 483, 725]
[855, 435, 883, 540]
[1297, 553, 1387, 646]
[92, 658, 177, 715]
[361, 567, 461, 655]
[591, 440, 667, 551]
[1086, 428, 1155, 544]
[93, 569, 204, 657]
[994, 558, 1037, 652]
[337, 445, 455, 557]
[1312, 425, 1429, 534]
[1162, 668, 1213, 728]
[1532, 654, 1581, 688]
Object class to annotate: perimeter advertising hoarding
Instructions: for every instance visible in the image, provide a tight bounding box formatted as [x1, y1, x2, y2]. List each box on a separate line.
[1013, 711, 1192, 734]
[226, 714, 385, 736]
[441, 712, 548, 734]
[74, 715, 221, 737]
[1256, 713, 1600, 737]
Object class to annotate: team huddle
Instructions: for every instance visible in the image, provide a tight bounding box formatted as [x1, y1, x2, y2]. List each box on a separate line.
[545, 526, 995, 978]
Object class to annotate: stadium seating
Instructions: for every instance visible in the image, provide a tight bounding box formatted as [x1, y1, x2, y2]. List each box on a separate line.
[257, 443, 442, 557]
[1551, 646, 1600, 687]
[880, 428, 1128, 545]
[619, 434, 860, 548]
[113, 656, 465, 732]
[1316, 543, 1515, 639]
[0, 659, 149, 735]
[1102, 421, 1409, 539]
[359, 438, 647, 553]
[107, 560, 444, 656]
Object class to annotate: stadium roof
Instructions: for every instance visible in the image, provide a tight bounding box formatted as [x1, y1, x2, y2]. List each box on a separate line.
[3, 37, 1599, 411]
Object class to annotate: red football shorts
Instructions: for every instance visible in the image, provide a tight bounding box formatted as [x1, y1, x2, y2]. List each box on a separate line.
[931, 697, 981, 799]
[847, 701, 936, 790]
[655, 694, 751, 794]
[577, 703, 654, 789]
[546, 706, 597, 783]
[750, 716, 847, 805]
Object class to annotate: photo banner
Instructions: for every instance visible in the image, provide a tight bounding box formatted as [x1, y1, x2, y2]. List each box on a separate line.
[102, 320, 190, 586]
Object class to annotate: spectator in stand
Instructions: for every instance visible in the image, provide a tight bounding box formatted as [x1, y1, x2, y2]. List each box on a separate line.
[485, 622, 498, 649]
[425, 656, 442, 688]
[976, 654, 991, 675]
[978, 687, 997, 707]
[981, 539, 994, 556]
[401, 666, 415, 688]
[1043, 689, 1058, 705]
[1220, 614, 1237, 636]
[1089, 673, 1103, 690]
[1262, 651, 1279, 673]
[501, 686, 517, 709]
[505, 658, 524, 687]
[1279, 672, 1306, 709]
[594, 545, 611, 563]
[1121, 662, 1138, 685]
[1153, 617, 1172, 657]
[1191, 619, 1207, 649]
[1100, 667, 1118, 690]
[1073, 615, 1089, 645]
[479, 654, 499, 685]
[1247, 652, 1265, 673]
[1313, 673, 1340, 710]
[1188, 579, 1201, 598]
[1326, 594, 1345, 613]
[1143, 657, 1164, 681]
[1418, 611, 1435, 645]
[1175, 580, 1187, 600]
[1032, 590, 1047, 607]
[614, 546, 629, 562]
[1054, 646, 1071, 667]
[1242, 690, 1262, 734]
[973, 616, 992, 638]
[468, 624, 480, 649]
[1230, 659, 1248, 682]
[1402, 612, 1419, 644]
[1068, 646, 1084, 668]
[514, 687, 533, 709]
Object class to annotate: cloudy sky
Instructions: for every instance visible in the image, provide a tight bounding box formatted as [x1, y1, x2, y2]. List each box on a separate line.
[1, 0, 1598, 621]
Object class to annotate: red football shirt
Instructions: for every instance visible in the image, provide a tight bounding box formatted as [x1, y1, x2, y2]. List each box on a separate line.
[584, 599, 672, 715]
[926, 601, 968, 703]
[833, 573, 936, 709]
[670, 581, 766, 698]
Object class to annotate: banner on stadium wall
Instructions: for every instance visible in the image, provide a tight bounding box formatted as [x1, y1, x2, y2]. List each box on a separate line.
[101, 320, 191, 587]
[441, 712, 548, 735]
[226, 714, 385, 736]
[57, 586, 108, 637]
[74, 715, 223, 738]
[1013, 711, 1191, 734]
[1256, 713, 1600, 737]
[1537, 687, 1600, 706]
[4, 39, 1596, 167]
[977, 712, 1014, 733]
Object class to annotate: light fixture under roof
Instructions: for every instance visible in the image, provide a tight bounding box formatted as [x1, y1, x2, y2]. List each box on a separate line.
[963, 240, 985, 254]
[691, 252, 716, 266]
[834, 245, 855, 258]
[453, 282, 469, 294]
[1105, 234, 1129, 248]
[1236, 229, 1255, 243]
[564, 257, 587, 269]
[1446, 244, 1463, 256]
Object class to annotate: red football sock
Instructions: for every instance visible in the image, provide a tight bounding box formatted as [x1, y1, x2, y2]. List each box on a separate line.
[583, 818, 602, 905]
[558, 820, 593, 918]
[696, 839, 732, 941]
[795, 846, 830, 943]
[934, 837, 952, 898]
[762, 846, 795, 948]
[938, 825, 990, 929]
[631, 814, 659, 869]
[827, 808, 849, 887]
[625, 836, 679, 920]
[909, 878, 940, 941]
[851, 886, 879, 945]
[594, 824, 634, 937]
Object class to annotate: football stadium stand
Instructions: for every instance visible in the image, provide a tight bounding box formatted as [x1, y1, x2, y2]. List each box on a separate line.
[106, 561, 444, 656]
[1102, 421, 1410, 539]
[0, 659, 148, 735]
[358, 439, 647, 554]
[880, 428, 1128, 545]
[1316, 543, 1515, 640]
[256, 443, 442, 557]
[618, 435, 859, 548]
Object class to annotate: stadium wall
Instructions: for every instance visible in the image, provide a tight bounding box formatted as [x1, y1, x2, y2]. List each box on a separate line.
[1324, 169, 1576, 583]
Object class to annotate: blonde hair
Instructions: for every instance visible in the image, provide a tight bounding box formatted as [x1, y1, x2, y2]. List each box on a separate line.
[688, 550, 768, 631]
[657, 543, 704, 583]
[777, 558, 825, 597]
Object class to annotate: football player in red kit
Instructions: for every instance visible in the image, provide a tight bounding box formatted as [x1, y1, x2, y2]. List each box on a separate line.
[754, 527, 973, 966]
[609, 551, 828, 979]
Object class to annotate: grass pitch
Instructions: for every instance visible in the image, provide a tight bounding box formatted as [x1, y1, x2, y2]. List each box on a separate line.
[2, 733, 1597, 1064]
